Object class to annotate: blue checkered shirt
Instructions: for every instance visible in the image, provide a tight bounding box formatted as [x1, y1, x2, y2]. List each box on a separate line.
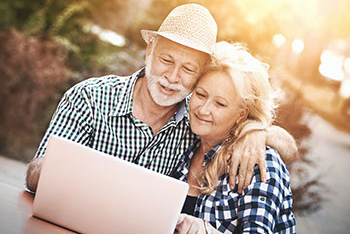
[34, 68, 197, 174]
[171, 139, 296, 234]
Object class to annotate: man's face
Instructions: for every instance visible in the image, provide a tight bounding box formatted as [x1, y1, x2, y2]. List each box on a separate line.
[145, 36, 209, 107]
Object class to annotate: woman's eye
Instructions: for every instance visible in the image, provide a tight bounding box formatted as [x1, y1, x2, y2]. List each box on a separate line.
[216, 102, 226, 107]
[196, 91, 205, 98]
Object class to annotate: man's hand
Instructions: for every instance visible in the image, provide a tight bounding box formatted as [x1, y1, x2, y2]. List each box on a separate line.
[266, 125, 298, 164]
[229, 130, 267, 194]
[26, 157, 44, 192]
[174, 214, 207, 234]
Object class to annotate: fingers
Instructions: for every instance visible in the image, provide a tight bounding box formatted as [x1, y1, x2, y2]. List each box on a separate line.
[175, 214, 206, 234]
[229, 152, 239, 190]
[228, 130, 268, 193]
[237, 150, 249, 194]
[175, 214, 192, 234]
[244, 147, 266, 187]
[243, 154, 256, 188]
[176, 214, 186, 225]
[26, 157, 45, 192]
[175, 214, 189, 234]
[228, 138, 248, 193]
[188, 220, 203, 234]
[258, 155, 267, 182]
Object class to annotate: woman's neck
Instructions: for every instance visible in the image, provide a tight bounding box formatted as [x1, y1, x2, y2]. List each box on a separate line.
[199, 138, 221, 155]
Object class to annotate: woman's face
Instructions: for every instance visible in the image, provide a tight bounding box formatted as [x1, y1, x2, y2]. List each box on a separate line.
[189, 70, 243, 145]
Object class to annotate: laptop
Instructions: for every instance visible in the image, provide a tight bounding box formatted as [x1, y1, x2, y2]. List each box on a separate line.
[32, 135, 189, 234]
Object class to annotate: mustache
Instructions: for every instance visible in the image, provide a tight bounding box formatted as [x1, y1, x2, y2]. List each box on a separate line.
[151, 75, 188, 91]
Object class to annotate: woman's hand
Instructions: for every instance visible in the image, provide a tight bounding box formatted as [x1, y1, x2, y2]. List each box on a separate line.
[228, 130, 267, 193]
[174, 214, 206, 234]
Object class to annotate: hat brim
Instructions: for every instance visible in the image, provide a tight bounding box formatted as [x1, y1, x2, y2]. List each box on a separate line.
[141, 29, 212, 55]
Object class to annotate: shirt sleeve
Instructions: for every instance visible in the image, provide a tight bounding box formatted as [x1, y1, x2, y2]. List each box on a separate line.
[237, 182, 278, 233]
[236, 148, 295, 234]
[34, 83, 94, 158]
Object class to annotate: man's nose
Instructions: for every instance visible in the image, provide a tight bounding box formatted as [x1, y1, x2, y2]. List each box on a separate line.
[165, 66, 180, 83]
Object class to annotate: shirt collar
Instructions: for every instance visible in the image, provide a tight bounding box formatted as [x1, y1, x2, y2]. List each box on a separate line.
[157, 100, 187, 132]
[184, 95, 191, 127]
[110, 67, 189, 127]
[203, 142, 223, 166]
[175, 100, 186, 124]
[109, 68, 145, 117]
[183, 138, 224, 166]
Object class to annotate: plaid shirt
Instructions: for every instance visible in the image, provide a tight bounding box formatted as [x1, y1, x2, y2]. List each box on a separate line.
[171, 139, 296, 234]
[34, 68, 197, 175]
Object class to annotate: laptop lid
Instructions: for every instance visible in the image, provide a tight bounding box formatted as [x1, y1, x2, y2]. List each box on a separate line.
[32, 135, 189, 234]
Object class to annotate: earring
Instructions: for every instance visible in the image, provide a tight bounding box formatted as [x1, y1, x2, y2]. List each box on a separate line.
[224, 128, 236, 145]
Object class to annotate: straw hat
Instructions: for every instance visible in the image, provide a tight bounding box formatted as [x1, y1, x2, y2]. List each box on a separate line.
[141, 4, 217, 54]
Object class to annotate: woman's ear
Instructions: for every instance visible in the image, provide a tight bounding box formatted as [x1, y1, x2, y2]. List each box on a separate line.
[236, 107, 249, 125]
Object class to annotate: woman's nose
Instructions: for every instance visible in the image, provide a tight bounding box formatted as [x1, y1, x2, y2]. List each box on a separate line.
[198, 101, 211, 115]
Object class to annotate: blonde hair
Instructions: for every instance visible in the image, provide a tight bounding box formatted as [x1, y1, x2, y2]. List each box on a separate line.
[199, 41, 277, 194]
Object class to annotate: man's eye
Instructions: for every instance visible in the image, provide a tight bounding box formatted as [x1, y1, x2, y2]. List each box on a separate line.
[160, 57, 173, 64]
[183, 66, 195, 74]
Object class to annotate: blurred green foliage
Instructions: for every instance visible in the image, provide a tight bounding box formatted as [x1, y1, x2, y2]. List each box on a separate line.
[0, 0, 123, 160]
[0, 0, 127, 76]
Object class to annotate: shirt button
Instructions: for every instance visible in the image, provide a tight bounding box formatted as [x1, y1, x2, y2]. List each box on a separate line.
[260, 197, 266, 201]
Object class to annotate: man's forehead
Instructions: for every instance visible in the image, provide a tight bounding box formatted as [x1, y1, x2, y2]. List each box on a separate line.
[153, 36, 209, 65]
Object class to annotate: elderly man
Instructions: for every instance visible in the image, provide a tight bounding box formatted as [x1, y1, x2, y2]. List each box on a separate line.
[26, 4, 297, 193]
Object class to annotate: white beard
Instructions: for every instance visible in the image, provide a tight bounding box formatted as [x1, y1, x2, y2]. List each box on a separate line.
[145, 58, 191, 107]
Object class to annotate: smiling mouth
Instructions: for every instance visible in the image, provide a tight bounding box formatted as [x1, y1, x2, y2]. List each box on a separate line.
[159, 83, 178, 95]
[194, 113, 211, 124]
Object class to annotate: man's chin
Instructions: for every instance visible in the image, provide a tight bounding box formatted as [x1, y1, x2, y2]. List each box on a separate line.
[152, 95, 181, 107]
[153, 99, 178, 107]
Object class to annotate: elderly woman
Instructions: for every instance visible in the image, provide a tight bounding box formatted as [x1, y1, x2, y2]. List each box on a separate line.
[173, 42, 296, 234]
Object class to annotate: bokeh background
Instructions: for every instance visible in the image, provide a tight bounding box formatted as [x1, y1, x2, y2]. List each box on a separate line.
[0, 0, 349, 233]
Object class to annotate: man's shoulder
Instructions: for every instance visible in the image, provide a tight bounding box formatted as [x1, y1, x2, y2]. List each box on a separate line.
[65, 73, 136, 99]
[74, 74, 130, 91]
[59, 74, 135, 107]
[74, 68, 144, 94]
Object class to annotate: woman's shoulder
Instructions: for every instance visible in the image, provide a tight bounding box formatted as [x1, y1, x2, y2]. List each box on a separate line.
[263, 146, 291, 193]
[219, 146, 291, 196]
[265, 146, 290, 176]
